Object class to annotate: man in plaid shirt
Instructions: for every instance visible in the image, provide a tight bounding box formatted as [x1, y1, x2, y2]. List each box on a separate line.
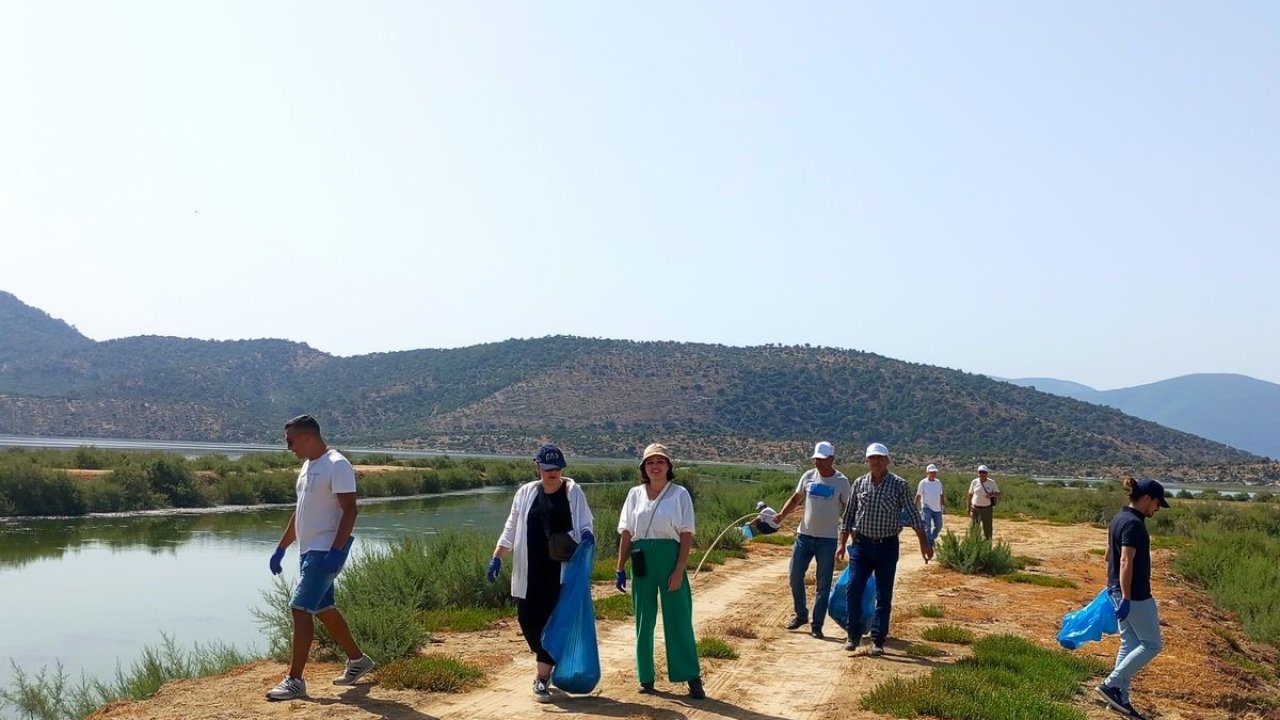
[836, 442, 934, 655]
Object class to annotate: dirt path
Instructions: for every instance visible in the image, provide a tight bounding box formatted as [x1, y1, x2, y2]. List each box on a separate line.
[87, 520, 1280, 720]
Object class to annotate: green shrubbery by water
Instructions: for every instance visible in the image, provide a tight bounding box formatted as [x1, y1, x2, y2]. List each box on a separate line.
[0, 634, 250, 720]
[0, 447, 646, 517]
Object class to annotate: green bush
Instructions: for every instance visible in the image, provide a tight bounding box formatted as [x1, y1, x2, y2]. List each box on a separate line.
[376, 656, 485, 692]
[0, 634, 251, 720]
[906, 642, 946, 657]
[920, 624, 975, 645]
[696, 637, 739, 659]
[862, 634, 1108, 720]
[418, 608, 510, 633]
[918, 604, 945, 618]
[997, 572, 1078, 589]
[935, 526, 1017, 575]
[594, 593, 634, 620]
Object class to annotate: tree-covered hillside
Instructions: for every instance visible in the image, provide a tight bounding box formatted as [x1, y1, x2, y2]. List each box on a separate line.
[0, 291, 1257, 469]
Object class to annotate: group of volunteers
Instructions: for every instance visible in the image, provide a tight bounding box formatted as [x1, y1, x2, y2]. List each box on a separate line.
[259, 415, 1169, 720]
[773, 441, 1000, 652]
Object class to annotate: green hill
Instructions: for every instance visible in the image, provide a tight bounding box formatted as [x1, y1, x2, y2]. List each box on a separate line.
[0, 291, 1257, 470]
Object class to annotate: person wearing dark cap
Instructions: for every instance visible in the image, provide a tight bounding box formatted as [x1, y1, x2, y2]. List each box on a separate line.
[615, 443, 704, 700]
[488, 444, 595, 703]
[1096, 476, 1169, 720]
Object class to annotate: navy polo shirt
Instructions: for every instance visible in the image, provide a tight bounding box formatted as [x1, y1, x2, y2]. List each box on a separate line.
[1107, 506, 1152, 601]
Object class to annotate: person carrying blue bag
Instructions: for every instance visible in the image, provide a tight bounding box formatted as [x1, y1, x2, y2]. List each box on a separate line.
[1057, 587, 1118, 650]
[827, 562, 876, 638]
[540, 534, 600, 694]
[487, 444, 595, 704]
[836, 443, 933, 656]
[1094, 476, 1169, 720]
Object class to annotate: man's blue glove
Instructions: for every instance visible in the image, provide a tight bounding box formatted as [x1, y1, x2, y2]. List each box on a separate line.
[581, 529, 595, 545]
[269, 547, 285, 576]
[487, 557, 502, 583]
[322, 548, 347, 574]
[1115, 598, 1131, 622]
[615, 571, 627, 592]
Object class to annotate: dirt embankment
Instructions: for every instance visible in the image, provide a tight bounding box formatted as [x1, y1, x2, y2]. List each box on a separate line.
[87, 520, 1279, 720]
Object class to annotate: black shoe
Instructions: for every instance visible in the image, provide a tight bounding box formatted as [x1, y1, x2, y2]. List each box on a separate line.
[1096, 683, 1137, 716]
[533, 677, 551, 703]
[785, 615, 808, 630]
[688, 677, 706, 700]
[638, 682, 655, 694]
[810, 627, 825, 639]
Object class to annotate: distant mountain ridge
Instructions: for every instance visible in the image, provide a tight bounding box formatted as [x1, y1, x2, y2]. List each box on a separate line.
[1003, 374, 1280, 460]
[0, 290, 1259, 471]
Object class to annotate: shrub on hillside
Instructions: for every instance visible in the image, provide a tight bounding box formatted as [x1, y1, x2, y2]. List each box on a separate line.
[936, 526, 1017, 575]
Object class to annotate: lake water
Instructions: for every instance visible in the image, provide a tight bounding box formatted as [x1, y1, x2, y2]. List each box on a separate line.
[0, 489, 515, 714]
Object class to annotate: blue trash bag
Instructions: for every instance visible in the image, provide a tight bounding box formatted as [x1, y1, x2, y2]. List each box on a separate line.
[827, 563, 877, 636]
[541, 535, 601, 693]
[1058, 587, 1119, 650]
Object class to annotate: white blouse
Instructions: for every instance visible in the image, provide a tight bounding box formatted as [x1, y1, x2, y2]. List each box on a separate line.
[496, 478, 594, 600]
[617, 483, 696, 541]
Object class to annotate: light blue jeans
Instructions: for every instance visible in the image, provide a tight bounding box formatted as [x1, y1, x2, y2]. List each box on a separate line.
[1105, 594, 1163, 701]
[789, 534, 837, 630]
[921, 508, 944, 545]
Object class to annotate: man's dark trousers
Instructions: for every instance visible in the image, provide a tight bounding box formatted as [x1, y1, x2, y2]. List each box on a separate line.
[844, 534, 899, 645]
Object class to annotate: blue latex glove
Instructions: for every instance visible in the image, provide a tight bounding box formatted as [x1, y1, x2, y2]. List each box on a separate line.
[487, 557, 502, 583]
[581, 529, 595, 545]
[1115, 598, 1131, 622]
[269, 547, 285, 576]
[615, 571, 627, 592]
[322, 548, 347, 574]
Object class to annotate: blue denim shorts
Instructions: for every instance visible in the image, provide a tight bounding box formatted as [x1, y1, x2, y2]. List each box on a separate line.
[290, 550, 340, 614]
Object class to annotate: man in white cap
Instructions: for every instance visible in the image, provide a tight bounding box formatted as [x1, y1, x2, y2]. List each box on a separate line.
[774, 441, 851, 639]
[915, 464, 945, 547]
[750, 501, 781, 535]
[967, 465, 1000, 540]
[836, 443, 932, 655]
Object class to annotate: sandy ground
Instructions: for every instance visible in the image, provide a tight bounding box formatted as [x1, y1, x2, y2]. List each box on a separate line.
[86, 519, 1279, 720]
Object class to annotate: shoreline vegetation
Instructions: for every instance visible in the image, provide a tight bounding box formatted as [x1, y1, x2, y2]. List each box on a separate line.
[2, 451, 1279, 719]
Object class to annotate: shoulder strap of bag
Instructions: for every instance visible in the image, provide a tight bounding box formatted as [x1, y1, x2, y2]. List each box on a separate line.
[640, 483, 673, 539]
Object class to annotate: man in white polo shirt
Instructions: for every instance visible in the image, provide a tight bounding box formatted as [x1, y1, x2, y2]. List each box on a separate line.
[915, 464, 945, 547]
[967, 465, 1001, 541]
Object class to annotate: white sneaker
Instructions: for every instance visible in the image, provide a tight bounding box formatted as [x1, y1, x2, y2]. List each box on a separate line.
[333, 654, 376, 685]
[869, 643, 885, 656]
[266, 676, 307, 701]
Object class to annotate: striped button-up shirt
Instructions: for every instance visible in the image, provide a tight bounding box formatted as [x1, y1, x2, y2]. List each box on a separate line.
[840, 471, 924, 540]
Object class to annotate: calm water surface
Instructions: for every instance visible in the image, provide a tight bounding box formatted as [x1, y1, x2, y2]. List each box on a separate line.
[0, 490, 514, 710]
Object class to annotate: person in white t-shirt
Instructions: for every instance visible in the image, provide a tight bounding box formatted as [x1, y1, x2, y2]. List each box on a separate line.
[775, 441, 851, 639]
[265, 415, 373, 702]
[751, 501, 781, 535]
[967, 465, 1001, 540]
[915, 464, 945, 547]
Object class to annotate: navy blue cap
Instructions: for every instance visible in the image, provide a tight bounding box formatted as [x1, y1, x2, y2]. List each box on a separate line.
[1136, 479, 1170, 507]
[535, 444, 567, 470]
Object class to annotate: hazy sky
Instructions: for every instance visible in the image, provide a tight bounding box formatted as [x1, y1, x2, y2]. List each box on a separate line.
[3, 3, 1277, 389]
